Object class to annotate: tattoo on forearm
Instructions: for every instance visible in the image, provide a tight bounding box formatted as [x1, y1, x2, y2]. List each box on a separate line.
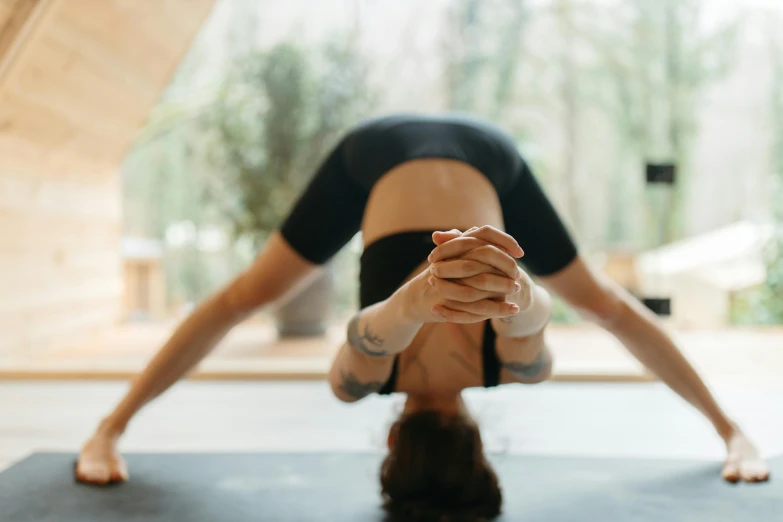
[502, 350, 551, 380]
[339, 371, 385, 400]
[450, 351, 481, 379]
[347, 315, 388, 357]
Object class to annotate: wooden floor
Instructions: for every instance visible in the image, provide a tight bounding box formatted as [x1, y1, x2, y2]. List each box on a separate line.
[2, 381, 782, 474]
[0, 320, 781, 386]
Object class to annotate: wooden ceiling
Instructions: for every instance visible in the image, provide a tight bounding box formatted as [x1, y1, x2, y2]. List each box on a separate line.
[0, 0, 215, 165]
[0, 0, 39, 64]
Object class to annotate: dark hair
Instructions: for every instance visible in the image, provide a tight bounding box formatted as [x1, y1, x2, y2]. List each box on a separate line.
[380, 410, 502, 522]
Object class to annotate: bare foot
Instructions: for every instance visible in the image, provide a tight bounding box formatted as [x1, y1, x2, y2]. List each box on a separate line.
[75, 430, 128, 485]
[722, 428, 770, 484]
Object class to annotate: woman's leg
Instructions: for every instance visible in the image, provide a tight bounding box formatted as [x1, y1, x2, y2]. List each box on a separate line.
[76, 232, 319, 484]
[499, 158, 767, 482]
[537, 257, 735, 435]
[501, 158, 732, 433]
[538, 256, 769, 482]
[77, 135, 370, 484]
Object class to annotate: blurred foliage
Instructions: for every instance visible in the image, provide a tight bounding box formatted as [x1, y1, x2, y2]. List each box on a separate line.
[197, 39, 374, 247]
[123, 26, 374, 310]
[575, 0, 740, 247]
[730, 19, 783, 326]
[122, 0, 780, 326]
[439, 0, 739, 250]
[437, 0, 740, 323]
[441, 0, 531, 141]
[549, 296, 582, 324]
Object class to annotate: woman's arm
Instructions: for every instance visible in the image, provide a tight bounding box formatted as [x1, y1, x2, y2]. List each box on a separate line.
[491, 280, 552, 339]
[428, 227, 555, 384]
[491, 283, 554, 384]
[330, 227, 529, 403]
[328, 286, 424, 403]
[539, 258, 770, 483]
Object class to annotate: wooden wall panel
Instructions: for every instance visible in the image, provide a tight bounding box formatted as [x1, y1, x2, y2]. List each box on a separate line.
[0, 135, 124, 355]
[0, 135, 117, 183]
[0, 298, 121, 353]
[0, 0, 215, 356]
[0, 175, 121, 220]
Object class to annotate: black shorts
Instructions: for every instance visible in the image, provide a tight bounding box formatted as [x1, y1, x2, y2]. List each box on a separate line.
[279, 113, 578, 308]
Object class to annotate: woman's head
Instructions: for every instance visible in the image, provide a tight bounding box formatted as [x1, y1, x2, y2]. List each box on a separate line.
[380, 398, 502, 522]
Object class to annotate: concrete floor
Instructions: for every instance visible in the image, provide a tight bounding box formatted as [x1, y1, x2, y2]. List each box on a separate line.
[2, 381, 782, 473]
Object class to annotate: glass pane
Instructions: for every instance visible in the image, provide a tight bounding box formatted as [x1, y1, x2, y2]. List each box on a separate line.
[115, 0, 783, 380]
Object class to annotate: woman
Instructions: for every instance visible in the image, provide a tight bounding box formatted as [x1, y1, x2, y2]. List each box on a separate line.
[76, 114, 769, 520]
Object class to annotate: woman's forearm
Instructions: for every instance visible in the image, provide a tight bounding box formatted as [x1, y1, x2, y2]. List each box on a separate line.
[328, 283, 425, 402]
[345, 285, 424, 358]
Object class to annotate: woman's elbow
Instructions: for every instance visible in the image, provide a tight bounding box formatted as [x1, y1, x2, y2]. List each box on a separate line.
[330, 382, 361, 404]
[328, 369, 364, 404]
[507, 348, 553, 385]
[526, 353, 553, 384]
[328, 346, 388, 404]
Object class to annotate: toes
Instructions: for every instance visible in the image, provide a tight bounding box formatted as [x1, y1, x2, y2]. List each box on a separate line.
[740, 461, 771, 483]
[76, 456, 127, 485]
[76, 463, 111, 485]
[109, 459, 129, 483]
[722, 461, 740, 484]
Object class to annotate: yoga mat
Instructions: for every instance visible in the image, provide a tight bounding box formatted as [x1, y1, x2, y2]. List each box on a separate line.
[0, 452, 778, 521]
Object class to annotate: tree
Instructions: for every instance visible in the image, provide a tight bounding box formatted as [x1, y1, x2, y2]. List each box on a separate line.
[198, 39, 374, 247]
[442, 0, 489, 113]
[553, 0, 583, 237]
[583, 0, 740, 246]
[760, 15, 783, 324]
[489, 0, 528, 122]
[735, 15, 783, 325]
[122, 31, 375, 308]
[441, 0, 531, 121]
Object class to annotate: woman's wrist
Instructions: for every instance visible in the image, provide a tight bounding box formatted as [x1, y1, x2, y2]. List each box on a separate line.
[341, 282, 425, 359]
[493, 284, 551, 338]
[396, 272, 437, 324]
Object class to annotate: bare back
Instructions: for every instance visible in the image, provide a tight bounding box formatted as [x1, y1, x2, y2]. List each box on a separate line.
[360, 159, 507, 394]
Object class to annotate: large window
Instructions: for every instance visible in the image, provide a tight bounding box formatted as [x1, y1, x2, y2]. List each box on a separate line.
[124, 0, 783, 329]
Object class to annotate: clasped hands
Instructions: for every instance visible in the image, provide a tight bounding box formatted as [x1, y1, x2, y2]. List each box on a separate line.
[402, 225, 533, 324]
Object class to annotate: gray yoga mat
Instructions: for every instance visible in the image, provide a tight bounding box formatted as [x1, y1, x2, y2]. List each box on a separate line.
[0, 452, 778, 522]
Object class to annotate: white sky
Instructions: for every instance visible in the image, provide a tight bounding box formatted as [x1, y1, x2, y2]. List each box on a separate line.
[529, 0, 783, 8]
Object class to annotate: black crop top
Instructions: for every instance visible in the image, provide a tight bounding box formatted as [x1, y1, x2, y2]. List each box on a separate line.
[279, 114, 526, 266]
